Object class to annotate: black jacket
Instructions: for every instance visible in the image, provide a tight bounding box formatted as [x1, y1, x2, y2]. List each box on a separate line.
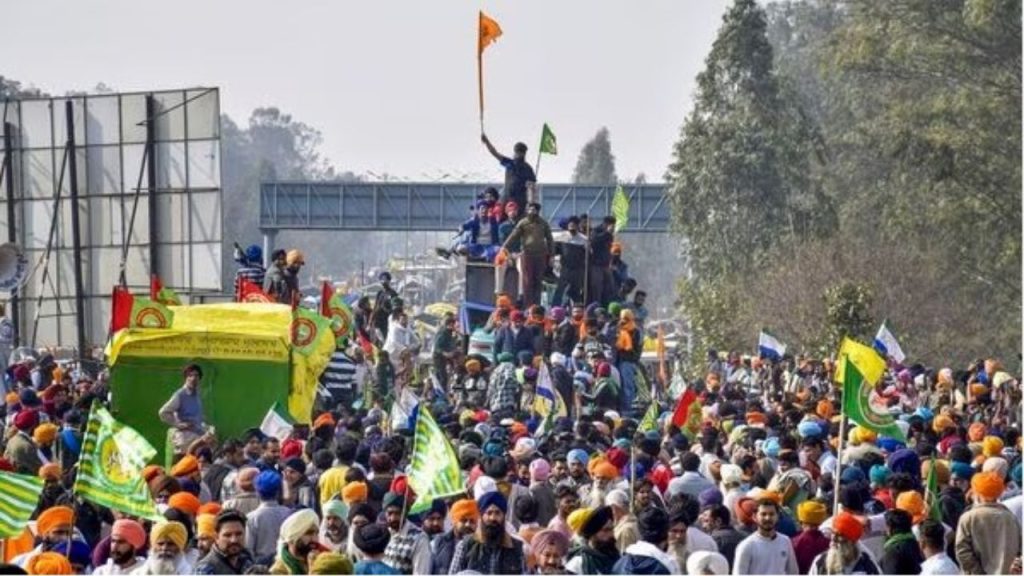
[195, 546, 256, 575]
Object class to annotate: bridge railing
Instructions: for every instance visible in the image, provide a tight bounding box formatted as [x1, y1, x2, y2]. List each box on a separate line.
[259, 181, 669, 232]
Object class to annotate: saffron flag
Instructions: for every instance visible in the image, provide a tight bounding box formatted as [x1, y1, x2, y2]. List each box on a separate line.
[612, 185, 629, 233]
[0, 472, 44, 538]
[873, 320, 906, 364]
[110, 287, 174, 333]
[74, 403, 162, 521]
[840, 353, 906, 442]
[477, 11, 503, 120]
[539, 123, 557, 155]
[758, 330, 787, 362]
[237, 278, 272, 303]
[407, 407, 464, 514]
[321, 281, 354, 347]
[150, 275, 181, 306]
[671, 386, 697, 428]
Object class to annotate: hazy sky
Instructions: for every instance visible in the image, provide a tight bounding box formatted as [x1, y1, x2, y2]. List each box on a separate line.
[3, 1, 731, 183]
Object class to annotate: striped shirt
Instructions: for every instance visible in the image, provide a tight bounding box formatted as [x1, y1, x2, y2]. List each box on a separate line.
[234, 264, 267, 294]
[318, 350, 358, 401]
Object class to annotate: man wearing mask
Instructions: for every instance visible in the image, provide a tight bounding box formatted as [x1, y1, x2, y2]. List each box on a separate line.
[449, 491, 526, 574]
[157, 363, 207, 462]
[432, 499, 479, 574]
[499, 202, 554, 308]
[732, 500, 799, 575]
[481, 134, 536, 211]
[271, 509, 321, 575]
[196, 510, 256, 575]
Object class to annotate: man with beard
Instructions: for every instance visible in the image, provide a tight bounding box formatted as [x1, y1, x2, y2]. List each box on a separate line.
[242, 428, 266, 463]
[666, 503, 690, 573]
[381, 491, 431, 574]
[809, 511, 880, 575]
[565, 506, 619, 575]
[93, 519, 146, 575]
[420, 499, 447, 539]
[449, 491, 526, 574]
[565, 449, 592, 493]
[532, 529, 571, 574]
[257, 437, 281, 471]
[196, 513, 217, 559]
[547, 484, 581, 539]
[319, 500, 349, 553]
[432, 499, 479, 574]
[731, 500, 798, 575]
[135, 520, 192, 575]
[270, 508, 321, 575]
[614, 506, 681, 574]
[12, 505, 76, 568]
[196, 510, 255, 575]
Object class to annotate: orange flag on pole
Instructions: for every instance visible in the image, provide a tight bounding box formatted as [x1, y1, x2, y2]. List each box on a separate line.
[477, 11, 503, 124]
[657, 325, 667, 385]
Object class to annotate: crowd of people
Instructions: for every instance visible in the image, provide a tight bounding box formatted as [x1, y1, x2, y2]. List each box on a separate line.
[0, 136, 1021, 576]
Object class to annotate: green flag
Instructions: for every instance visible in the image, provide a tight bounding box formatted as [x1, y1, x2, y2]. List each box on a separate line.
[638, 402, 660, 434]
[74, 403, 163, 520]
[539, 123, 557, 155]
[0, 472, 44, 537]
[925, 456, 942, 521]
[840, 355, 906, 441]
[131, 296, 174, 329]
[407, 407, 463, 514]
[612, 185, 629, 232]
[291, 305, 332, 356]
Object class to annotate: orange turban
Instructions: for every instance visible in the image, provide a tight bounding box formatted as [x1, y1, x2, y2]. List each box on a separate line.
[170, 454, 199, 477]
[342, 481, 368, 504]
[971, 471, 1005, 501]
[933, 415, 954, 434]
[197, 513, 217, 538]
[450, 499, 480, 522]
[38, 463, 61, 482]
[25, 551, 72, 575]
[734, 498, 757, 526]
[198, 502, 222, 516]
[313, 413, 336, 431]
[759, 490, 783, 506]
[816, 400, 834, 420]
[168, 492, 202, 517]
[970, 383, 988, 397]
[968, 423, 987, 443]
[592, 462, 619, 480]
[33, 423, 58, 446]
[832, 512, 865, 542]
[983, 436, 1004, 457]
[37, 506, 74, 537]
[896, 491, 926, 524]
[746, 412, 766, 426]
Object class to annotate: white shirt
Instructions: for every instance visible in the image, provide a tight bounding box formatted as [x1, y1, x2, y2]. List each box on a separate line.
[920, 552, 960, 575]
[93, 557, 144, 575]
[687, 526, 719, 553]
[732, 531, 799, 575]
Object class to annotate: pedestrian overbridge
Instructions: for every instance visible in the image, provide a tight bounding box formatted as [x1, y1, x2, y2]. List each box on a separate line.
[259, 181, 671, 233]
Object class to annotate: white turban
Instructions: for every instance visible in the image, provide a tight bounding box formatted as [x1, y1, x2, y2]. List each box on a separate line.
[279, 509, 320, 544]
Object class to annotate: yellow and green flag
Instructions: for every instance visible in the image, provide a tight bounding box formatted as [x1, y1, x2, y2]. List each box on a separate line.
[638, 402, 660, 434]
[612, 185, 629, 233]
[74, 403, 162, 520]
[834, 337, 887, 387]
[840, 349, 906, 441]
[0, 472, 44, 537]
[539, 123, 557, 155]
[407, 407, 463, 514]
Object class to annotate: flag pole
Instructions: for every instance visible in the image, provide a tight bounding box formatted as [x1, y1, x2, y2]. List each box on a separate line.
[832, 355, 849, 521]
[629, 445, 636, 516]
[477, 51, 485, 134]
[398, 406, 421, 532]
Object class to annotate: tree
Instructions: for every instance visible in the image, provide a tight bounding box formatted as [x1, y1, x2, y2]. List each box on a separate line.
[667, 0, 830, 283]
[572, 127, 618, 185]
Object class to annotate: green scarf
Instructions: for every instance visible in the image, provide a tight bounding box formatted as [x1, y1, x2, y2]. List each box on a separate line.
[883, 531, 916, 552]
[277, 543, 306, 575]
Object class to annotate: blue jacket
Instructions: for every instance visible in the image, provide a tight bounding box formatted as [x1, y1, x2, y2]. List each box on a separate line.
[460, 216, 500, 245]
[494, 325, 538, 358]
[612, 553, 671, 575]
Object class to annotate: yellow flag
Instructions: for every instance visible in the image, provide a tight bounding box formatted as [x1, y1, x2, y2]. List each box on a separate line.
[834, 337, 887, 387]
[478, 11, 503, 55]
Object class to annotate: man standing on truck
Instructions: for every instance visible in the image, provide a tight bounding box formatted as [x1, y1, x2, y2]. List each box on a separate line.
[159, 363, 207, 460]
[481, 133, 536, 212]
[499, 203, 554, 308]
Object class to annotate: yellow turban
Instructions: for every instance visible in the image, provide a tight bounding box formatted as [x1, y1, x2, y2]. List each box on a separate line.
[983, 436, 1004, 457]
[151, 520, 188, 551]
[25, 551, 72, 575]
[342, 481, 368, 504]
[797, 501, 827, 526]
[318, 467, 348, 505]
[37, 506, 74, 537]
[32, 423, 58, 446]
[568, 508, 594, 535]
[896, 491, 926, 525]
[197, 513, 217, 539]
[933, 415, 954, 434]
[38, 463, 61, 482]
